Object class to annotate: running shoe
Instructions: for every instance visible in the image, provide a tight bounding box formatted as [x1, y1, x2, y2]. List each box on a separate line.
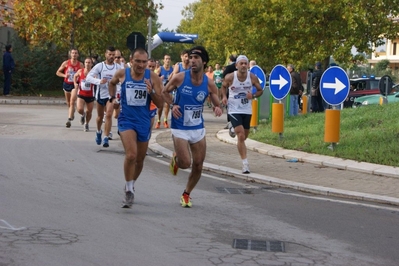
[66, 119, 71, 128]
[180, 193, 192, 208]
[80, 114, 85, 125]
[122, 190, 134, 208]
[103, 136, 109, 148]
[155, 121, 161, 129]
[242, 162, 250, 174]
[84, 124, 89, 132]
[95, 130, 102, 145]
[164, 121, 169, 128]
[170, 152, 178, 175]
[228, 122, 236, 138]
[108, 132, 113, 140]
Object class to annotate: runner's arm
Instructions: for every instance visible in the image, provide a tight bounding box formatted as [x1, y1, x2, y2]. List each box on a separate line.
[73, 69, 82, 89]
[162, 72, 183, 106]
[248, 73, 263, 99]
[149, 71, 164, 109]
[208, 79, 223, 117]
[109, 69, 125, 99]
[55, 61, 67, 78]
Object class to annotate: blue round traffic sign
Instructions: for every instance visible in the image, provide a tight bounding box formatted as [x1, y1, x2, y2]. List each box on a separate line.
[250, 65, 266, 94]
[320, 66, 349, 106]
[269, 64, 291, 100]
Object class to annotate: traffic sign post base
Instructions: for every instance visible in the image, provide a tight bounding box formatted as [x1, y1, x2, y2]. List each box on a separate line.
[324, 109, 340, 143]
[250, 99, 259, 128]
[379, 96, 388, 105]
[272, 103, 284, 133]
[301, 95, 308, 114]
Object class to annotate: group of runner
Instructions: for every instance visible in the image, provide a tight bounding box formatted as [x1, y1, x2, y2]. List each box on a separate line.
[56, 46, 262, 209]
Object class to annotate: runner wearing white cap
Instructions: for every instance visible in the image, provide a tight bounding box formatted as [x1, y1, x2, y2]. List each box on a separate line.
[221, 55, 263, 174]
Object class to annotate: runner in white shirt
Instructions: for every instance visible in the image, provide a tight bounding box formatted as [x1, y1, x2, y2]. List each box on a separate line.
[221, 55, 263, 174]
[86, 46, 123, 148]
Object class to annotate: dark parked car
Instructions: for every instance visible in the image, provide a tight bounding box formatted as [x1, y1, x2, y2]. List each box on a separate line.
[343, 76, 380, 108]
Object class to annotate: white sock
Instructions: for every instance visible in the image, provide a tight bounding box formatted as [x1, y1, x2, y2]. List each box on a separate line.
[242, 158, 248, 164]
[97, 129, 102, 134]
[126, 180, 134, 192]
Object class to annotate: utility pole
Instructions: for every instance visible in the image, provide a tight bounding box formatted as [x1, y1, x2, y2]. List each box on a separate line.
[148, 16, 152, 58]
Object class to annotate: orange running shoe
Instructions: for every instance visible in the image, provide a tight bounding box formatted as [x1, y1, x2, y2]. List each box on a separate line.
[164, 121, 169, 128]
[155, 121, 161, 129]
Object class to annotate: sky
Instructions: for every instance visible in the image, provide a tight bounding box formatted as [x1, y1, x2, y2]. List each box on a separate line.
[156, 0, 196, 30]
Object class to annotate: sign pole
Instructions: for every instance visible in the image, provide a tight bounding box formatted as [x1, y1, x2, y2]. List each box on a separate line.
[320, 66, 349, 151]
[268, 65, 291, 138]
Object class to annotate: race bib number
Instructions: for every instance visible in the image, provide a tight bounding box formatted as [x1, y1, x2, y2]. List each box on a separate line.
[125, 82, 147, 106]
[81, 80, 91, 91]
[240, 98, 249, 106]
[183, 105, 202, 127]
[67, 68, 75, 83]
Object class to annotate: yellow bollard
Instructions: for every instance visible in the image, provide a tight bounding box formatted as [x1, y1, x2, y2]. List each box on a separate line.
[301, 95, 308, 114]
[272, 103, 284, 133]
[250, 99, 258, 127]
[379, 96, 383, 105]
[324, 109, 340, 143]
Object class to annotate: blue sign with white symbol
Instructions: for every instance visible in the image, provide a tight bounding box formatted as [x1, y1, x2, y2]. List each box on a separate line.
[250, 65, 266, 94]
[320, 66, 349, 106]
[269, 64, 291, 100]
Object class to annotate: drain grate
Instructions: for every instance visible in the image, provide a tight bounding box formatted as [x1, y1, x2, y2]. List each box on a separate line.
[215, 187, 254, 194]
[232, 239, 285, 252]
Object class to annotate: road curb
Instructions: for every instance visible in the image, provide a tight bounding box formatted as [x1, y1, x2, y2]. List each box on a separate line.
[0, 98, 65, 105]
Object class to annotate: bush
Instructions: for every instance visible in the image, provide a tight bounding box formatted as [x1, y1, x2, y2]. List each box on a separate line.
[0, 36, 67, 96]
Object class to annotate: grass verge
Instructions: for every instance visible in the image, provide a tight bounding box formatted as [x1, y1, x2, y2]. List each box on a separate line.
[249, 103, 399, 167]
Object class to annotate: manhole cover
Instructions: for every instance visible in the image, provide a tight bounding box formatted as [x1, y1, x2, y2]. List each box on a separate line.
[215, 187, 254, 194]
[232, 239, 285, 252]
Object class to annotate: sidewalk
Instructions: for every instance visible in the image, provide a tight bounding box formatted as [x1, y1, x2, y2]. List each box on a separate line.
[3, 96, 399, 206]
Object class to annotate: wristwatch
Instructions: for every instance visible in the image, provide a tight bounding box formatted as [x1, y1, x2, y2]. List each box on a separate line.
[109, 96, 116, 102]
[170, 103, 177, 110]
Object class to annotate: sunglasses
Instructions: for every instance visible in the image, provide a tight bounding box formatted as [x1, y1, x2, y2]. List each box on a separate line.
[115, 56, 121, 59]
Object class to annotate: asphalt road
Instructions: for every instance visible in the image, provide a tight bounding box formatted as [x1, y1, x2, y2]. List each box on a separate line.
[1, 105, 398, 266]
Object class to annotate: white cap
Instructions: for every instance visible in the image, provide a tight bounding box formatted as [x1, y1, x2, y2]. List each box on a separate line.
[236, 55, 249, 63]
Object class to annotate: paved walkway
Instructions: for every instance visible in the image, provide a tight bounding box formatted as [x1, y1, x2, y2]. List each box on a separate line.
[2, 96, 399, 206]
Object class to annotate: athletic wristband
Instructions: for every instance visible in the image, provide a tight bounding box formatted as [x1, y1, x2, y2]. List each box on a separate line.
[109, 96, 116, 102]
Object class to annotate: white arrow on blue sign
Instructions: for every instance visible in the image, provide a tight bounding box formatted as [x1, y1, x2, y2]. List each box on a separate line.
[250, 65, 266, 94]
[269, 64, 291, 100]
[320, 66, 349, 106]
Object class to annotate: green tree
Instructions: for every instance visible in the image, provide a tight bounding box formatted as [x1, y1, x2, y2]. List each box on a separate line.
[178, 0, 399, 71]
[376, 59, 390, 71]
[12, 0, 161, 55]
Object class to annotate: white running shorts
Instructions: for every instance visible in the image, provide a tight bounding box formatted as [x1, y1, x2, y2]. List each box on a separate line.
[171, 128, 206, 144]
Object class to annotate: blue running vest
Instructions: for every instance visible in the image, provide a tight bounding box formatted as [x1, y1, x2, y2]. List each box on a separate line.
[171, 70, 208, 130]
[119, 68, 151, 126]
